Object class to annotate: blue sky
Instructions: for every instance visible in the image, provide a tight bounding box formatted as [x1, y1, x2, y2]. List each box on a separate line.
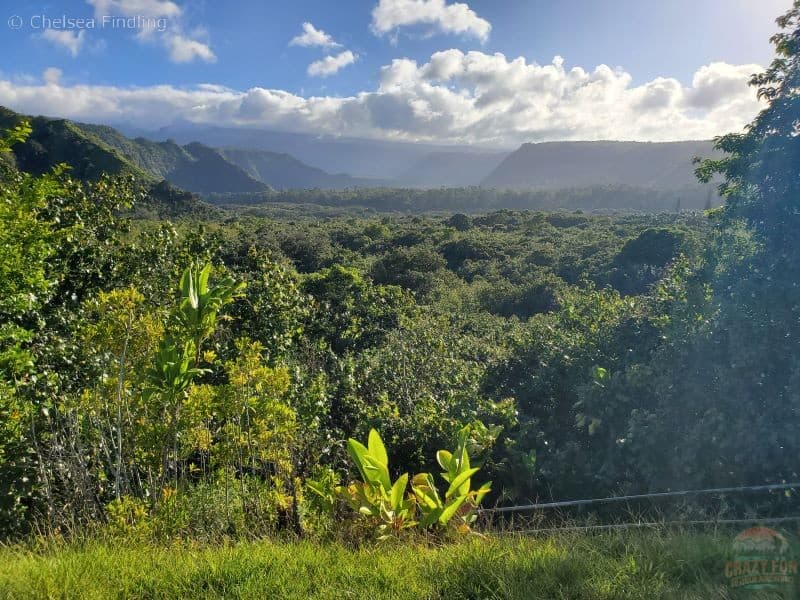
[0, 0, 789, 144]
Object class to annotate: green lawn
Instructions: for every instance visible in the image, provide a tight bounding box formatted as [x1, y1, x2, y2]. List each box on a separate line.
[0, 530, 751, 599]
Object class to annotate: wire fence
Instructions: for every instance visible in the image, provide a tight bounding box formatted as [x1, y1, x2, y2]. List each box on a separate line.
[493, 516, 800, 536]
[478, 482, 800, 535]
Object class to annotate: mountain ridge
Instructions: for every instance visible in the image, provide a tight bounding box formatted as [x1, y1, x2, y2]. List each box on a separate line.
[482, 140, 717, 190]
[149, 122, 506, 180]
[1, 107, 720, 202]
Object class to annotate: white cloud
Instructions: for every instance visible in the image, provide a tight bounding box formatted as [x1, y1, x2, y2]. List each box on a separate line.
[41, 29, 86, 57]
[687, 62, 757, 108]
[86, 0, 181, 18]
[290, 22, 340, 48]
[371, 0, 491, 43]
[0, 52, 763, 146]
[168, 34, 216, 63]
[84, 0, 214, 64]
[307, 51, 357, 77]
[42, 68, 63, 86]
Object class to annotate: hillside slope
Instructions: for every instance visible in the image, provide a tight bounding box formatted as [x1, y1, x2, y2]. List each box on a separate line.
[220, 148, 375, 189]
[0, 107, 153, 182]
[0, 107, 215, 216]
[399, 151, 508, 187]
[76, 122, 269, 194]
[482, 141, 716, 190]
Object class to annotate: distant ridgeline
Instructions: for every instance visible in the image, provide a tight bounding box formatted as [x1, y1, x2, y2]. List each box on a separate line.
[208, 185, 720, 214]
[481, 140, 717, 190]
[0, 106, 720, 214]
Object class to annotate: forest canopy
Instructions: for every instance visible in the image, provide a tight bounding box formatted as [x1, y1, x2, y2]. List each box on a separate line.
[0, 2, 799, 544]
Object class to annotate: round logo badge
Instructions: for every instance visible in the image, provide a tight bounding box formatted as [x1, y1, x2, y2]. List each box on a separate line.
[724, 527, 797, 593]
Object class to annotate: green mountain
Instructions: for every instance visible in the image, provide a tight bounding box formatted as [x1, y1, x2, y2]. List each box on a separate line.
[0, 107, 221, 217]
[151, 122, 500, 180]
[482, 141, 717, 190]
[0, 106, 154, 182]
[77, 120, 373, 191]
[0, 107, 269, 197]
[74, 122, 270, 194]
[220, 148, 376, 190]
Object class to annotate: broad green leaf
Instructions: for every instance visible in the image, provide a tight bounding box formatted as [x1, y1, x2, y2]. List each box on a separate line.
[347, 438, 370, 483]
[436, 449, 452, 471]
[419, 507, 443, 528]
[390, 473, 408, 511]
[475, 481, 492, 505]
[198, 264, 211, 297]
[362, 454, 391, 491]
[414, 489, 439, 509]
[446, 467, 479, 499]
[439, 495, 467, 524]
[368, 428, 388, 466]
[411, 472, 431, 487]
[412, 473, 442, 510]
[459, 446, 471, 472]
[186, 266, 199, 309]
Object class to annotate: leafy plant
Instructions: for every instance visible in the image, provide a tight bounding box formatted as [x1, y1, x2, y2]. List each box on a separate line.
[412, 425, 491, 531]
[343, 430, 417, 537]
[175, 262, 246, 358]
[142, 263, 245, 494]
[311, 426, 491, 538]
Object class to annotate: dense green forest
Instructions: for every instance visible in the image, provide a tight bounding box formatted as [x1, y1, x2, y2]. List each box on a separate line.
[207, 183, 719, 213]
[1, 3, 799, 549]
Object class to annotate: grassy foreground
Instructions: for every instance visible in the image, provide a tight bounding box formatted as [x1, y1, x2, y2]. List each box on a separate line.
[0, 530, 751, 599]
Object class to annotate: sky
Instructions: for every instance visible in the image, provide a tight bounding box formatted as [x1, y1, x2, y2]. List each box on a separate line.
[0, 0, 791, 146]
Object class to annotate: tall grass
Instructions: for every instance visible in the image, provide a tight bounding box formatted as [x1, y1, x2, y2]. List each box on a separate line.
[0, 529, 765, 599]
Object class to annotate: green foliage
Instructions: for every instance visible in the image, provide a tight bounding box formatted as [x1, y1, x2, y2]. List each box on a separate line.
[174, 262, 246, 354]
[0, 119, 32, 154]
[302, 265, 414, 353]
[370, 244, 447, 298]
[3, 6, 799, 545]
[208, 183, 719, 214]
[228, 252, 310, 362]
[624, 0, 800, 492]
[0, 121, 64, 531]
[342, 430, 417, 537]
[322, 426, 492, 538]
[695, 0, 800, 250]
[412, 426, 491, 530]
[0, 108, 151, 183]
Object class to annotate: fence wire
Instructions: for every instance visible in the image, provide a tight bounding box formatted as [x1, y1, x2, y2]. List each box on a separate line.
[492, 516, 800, 536]
[478, 482, 800, 535]
[479, 482, 800, 515]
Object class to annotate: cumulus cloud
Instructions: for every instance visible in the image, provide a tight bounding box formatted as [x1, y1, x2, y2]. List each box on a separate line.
[371, 0, 491, 43]
[167, 33, 216, 63]
[307, 51, 357, 77]
[290, 22, 341, 48]
[42, 29, 86, 57]
[0, 51, 763, 146]
[687, 62, 758, 108]
[85, 0, 214, 64]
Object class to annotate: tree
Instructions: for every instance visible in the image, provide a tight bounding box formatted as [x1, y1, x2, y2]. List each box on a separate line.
[634, 2, 800, 490]
[370, 245, 447, 298]
[696, 2, 800, 253]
